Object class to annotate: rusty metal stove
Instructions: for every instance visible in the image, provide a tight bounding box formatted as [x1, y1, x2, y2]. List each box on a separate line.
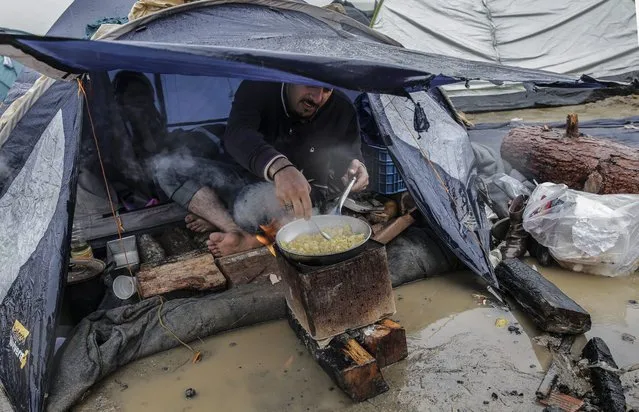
[275, 240, 396, 341]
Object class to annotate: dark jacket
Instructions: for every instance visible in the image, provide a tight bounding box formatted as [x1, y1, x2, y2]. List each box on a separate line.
[223, 81, 362, 193]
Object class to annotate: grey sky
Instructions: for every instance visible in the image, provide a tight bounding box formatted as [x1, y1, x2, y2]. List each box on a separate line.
[1, 0, 73, 34]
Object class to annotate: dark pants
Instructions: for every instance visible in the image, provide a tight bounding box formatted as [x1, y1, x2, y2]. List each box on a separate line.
[151, 149, 290, 233]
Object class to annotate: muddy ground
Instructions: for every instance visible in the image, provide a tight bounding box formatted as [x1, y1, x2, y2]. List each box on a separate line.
[75, 261, 639, 412]
[70, 99, 639, 412]
[466, 95, 639, 124]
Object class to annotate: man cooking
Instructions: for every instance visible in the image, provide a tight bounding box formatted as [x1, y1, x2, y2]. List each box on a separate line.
[180, 80, 369, 256]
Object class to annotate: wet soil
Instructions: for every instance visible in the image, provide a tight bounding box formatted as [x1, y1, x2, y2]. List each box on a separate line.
[466, 95, 639, 124]
[74, 263, 639, 412]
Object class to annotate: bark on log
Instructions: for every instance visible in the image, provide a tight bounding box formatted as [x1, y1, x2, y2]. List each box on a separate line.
[136, 250, 226, 298]
[582, 337, 626, 412]
[495, 259, 591, 334]
[500, 126, 639, 194]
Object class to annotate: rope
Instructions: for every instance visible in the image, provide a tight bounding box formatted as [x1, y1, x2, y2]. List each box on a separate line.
[157, 297, 202, 363]
[77, 78, 200, 363]
[77, 79, 134, 277]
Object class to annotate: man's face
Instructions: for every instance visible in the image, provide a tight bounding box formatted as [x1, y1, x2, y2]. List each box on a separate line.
[286, 84, 333, 118]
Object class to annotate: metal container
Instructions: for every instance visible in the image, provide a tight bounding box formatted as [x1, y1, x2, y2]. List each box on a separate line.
[106, 236, 140, 270]
[275, 215, 372, 266]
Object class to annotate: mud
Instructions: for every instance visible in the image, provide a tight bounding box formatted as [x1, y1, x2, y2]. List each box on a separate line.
[73, 262, 639, 412]
[466, 95, 639, 124]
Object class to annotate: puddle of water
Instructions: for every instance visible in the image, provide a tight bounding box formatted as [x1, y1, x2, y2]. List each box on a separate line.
[75, 264, 639, 412]
[527, 259, 639, 368]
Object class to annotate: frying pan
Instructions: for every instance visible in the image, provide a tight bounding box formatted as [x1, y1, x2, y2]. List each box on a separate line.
[275, 214, 372, 266]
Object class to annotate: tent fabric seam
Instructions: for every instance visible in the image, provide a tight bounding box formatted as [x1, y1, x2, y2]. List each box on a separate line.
[0, 75, 56, 148]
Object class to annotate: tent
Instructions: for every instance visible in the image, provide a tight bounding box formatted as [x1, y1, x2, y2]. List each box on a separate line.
[0, 1, 589, 410]
[372, 0, 639, 111]
[0, 57, 22, 101]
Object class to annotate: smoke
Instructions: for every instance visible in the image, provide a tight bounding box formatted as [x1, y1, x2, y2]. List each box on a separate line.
[232, 182, 284, 233]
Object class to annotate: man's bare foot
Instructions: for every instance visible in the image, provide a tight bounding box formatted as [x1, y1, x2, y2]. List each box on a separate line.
[207, 231, 262, 257]
[185, 213, 217, 233]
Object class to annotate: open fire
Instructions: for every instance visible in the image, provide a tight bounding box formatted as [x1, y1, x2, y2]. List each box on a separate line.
[256, 221, 279, 256]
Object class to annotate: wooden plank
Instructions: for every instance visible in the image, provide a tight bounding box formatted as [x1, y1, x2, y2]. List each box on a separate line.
[496, 259, 591, 334]
[582, 337, 626, 412]
[215, 247, 280, 287]
[277, 241, 396, 340]
[136, 250, 226, 298]
[288, 309, 389, 402]
[85, 203, 187, 245]
[350, 319, 408, 368]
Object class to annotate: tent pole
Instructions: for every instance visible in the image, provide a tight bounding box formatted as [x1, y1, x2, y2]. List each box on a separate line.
[369, 0, 385, 28]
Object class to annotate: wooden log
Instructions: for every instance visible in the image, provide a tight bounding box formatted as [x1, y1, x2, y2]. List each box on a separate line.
[288, 309, 389, 402]
[137, 233, 166, 264]
[581, 337, 626, 412]
[136, 250, 226, 298]
[215, 247, 280, 287]
[156, 227, 200, 256]
[496, 259, 591, 334]
[500, 124, 639, 194]
[349, 319, 408, 368]
[372, 209, 417, 245]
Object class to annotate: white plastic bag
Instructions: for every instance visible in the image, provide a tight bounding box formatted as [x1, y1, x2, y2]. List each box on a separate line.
[523, 183, 639, 277]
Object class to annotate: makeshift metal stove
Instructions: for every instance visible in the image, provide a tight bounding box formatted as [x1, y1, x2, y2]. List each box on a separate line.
[275, 240, 407, 402]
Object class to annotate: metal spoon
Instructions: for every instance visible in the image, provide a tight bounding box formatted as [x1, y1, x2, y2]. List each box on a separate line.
[330, 176, 357, 216]
[308, 176, 358, 241]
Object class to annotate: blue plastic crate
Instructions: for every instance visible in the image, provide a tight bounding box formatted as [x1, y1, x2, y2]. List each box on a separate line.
[362, 143, 406, 195]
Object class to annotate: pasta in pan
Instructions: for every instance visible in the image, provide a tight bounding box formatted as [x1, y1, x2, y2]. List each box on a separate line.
[281, 225, 366, 256]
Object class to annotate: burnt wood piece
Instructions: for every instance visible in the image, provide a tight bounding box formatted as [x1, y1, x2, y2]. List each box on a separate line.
[582, 337, 626, 412]
[496, 259, 591, 334]
[536, 336, 576, 399]
[136, 250, 226, 298]
[277, 241, 396, 340]
[349, 319, 408, 368]
[215, 247, 280, 287]
[288, 310, 389, 402]
[137, 233, 166, 264]
[500, 126, 639, 194]
[157, 227, 200, 256]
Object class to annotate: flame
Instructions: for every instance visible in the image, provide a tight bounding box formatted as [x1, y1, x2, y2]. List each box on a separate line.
[256, 221, 279, 257]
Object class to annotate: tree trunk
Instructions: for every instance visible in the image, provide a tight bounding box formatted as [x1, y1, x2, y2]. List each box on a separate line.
[500, 125, 639, 194]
